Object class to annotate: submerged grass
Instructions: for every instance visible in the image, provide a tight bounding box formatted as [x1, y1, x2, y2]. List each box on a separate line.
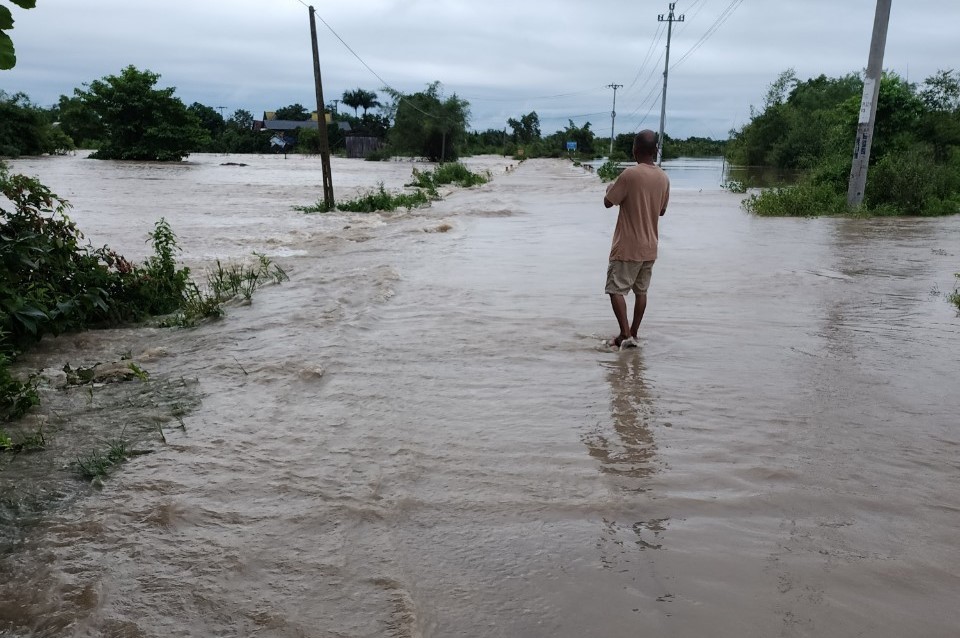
[949, 274, 960, 311]
[169, 252, 289, 327]
[297, 163, 489, 214]
[296, 182, 431, 214]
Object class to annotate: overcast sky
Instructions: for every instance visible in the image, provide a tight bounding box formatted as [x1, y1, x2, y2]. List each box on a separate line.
[1, 0, 955, 139]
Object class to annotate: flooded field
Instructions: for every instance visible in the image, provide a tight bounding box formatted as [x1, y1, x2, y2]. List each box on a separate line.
[2, 153, 959, 637]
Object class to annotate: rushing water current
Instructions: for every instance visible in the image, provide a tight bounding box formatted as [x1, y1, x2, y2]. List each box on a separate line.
[2, 154, 959, 637]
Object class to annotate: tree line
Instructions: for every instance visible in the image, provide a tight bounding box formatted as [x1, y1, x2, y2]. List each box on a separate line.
[1, 65, 727, 163]
[731, 68, 960, 216]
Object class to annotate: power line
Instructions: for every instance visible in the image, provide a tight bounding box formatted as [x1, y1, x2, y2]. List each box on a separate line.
[657, 2, 685, 164]
[671, 0, 745, 70]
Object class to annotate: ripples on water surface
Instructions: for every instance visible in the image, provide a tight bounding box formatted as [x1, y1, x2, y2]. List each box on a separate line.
[1, 154, 959, 637]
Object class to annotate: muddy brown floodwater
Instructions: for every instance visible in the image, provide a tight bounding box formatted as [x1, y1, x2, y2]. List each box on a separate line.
[1, 153, 959, 637]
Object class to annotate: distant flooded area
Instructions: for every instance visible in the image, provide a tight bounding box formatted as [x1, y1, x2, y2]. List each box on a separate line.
[2, 153, 959, 637]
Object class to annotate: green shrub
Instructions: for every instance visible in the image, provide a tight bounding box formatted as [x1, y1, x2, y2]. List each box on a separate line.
[407, 163, 489, 190]
[742, 182, 846, 217]
[722, 180, 747, 193]
[949, 274, 960, 312]
[597, 160, 625, 183]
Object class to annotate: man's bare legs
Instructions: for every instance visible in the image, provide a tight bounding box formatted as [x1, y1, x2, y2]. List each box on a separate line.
[631, 293, 647, 338]
[608, 293, 632, 346]
[609, 292, 648, 346]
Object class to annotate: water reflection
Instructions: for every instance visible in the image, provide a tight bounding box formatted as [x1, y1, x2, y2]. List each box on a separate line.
[582, 351, 658, 485]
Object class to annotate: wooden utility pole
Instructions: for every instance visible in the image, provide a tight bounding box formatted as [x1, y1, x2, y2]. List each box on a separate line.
[607, 83, 623, 157]
[308, 5, 335, 209]
[847, 0, 892, 209]
[657, 3, 684, 166]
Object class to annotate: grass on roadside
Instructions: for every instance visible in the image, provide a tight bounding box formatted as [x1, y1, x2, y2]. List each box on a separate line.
[296, 163, 489, 214]
[949, 273, 960, 311]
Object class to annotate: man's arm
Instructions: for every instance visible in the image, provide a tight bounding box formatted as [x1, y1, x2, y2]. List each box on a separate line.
[604, 180, 619, 209]
[660, 207, 666, 216]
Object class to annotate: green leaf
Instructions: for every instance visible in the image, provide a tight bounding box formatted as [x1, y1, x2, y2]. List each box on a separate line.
[8, 0, 37, 9]
[0, 7, 14, 30]
[0, 31, 14, 71]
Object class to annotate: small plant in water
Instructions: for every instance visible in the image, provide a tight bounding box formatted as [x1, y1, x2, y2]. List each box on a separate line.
[722, 180, 747, 194]
[948, 273, 960, 311]
[597, 160, 625, 183]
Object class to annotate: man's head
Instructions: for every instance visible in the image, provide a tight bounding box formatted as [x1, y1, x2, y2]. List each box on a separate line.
[633, 130, 659, 163]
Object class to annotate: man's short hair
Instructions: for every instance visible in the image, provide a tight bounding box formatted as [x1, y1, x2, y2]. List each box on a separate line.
[633, 130, 659, 155]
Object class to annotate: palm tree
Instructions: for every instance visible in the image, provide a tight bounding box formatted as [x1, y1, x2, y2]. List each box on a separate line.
[342, 88, 379, 117]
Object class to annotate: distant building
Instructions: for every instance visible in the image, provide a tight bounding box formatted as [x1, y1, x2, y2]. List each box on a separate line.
[254, 111, 351, 133]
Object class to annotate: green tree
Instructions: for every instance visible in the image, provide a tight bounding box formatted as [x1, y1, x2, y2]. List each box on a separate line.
[342, 88, 379, 117]
[0, 0, 35, 70]
[228, 108, 254, 130]
[507, 111, 541, 144]
[221, 109, 269, 154]
[56, 94, 104, 148]
[0, 91, 47, 156]
[917, 70, 960, 162]
[919, 69, 960, 112]
[274, 103, 310, 121]
[387, 82, 469, 162]
[561, 119, 595, 155]
[187, 102, 225, 149]
[77, 65, 205, 161]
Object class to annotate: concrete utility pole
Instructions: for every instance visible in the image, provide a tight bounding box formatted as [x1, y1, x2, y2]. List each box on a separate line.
[308, 5, 335, 209]
[657, 2, 684, 166]
[607, 83, 623, 157]
[216, 106, 227, 118]
[847, 0, 892, 209]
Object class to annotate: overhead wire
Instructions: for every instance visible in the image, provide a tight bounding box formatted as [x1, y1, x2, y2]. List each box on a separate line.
[291, 0, 723, 133]
[671, 0, 745, 70]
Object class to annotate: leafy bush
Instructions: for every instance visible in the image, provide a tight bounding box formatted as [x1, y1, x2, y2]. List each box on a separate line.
[296, 182, 431, 214]
[597, 160, 625, 183]
[742, 181, 846, 217]
[336, 183, 430, 213]
[722, 180, 747, 193]
[407, 163, 489, 191]
[1, 166, 193, 421]
[949, 274, 960, 312]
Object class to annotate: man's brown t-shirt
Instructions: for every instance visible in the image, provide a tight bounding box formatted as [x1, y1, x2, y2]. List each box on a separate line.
[604, 163, 670, 262]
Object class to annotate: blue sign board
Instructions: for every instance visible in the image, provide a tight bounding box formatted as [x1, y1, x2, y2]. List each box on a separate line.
[566, 141, 577, 151]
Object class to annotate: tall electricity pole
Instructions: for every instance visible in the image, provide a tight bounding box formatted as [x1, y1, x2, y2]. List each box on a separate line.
[847, 0, 892, 209]
[308, 5, 335, 209]
[607, 83, 623, 157]
[657, 2, 684, 166]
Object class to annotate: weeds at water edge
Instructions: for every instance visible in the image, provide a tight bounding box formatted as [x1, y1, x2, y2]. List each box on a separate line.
[948, 273, 960, 311]
[73, 436, 131, 481]
[168, 253, 289, 327]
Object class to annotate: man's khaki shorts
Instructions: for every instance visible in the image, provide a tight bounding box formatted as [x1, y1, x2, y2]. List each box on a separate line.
[605, 260, 655, 295]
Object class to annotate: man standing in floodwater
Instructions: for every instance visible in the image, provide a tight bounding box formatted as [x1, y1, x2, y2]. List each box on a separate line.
[602, 130, 670, 349]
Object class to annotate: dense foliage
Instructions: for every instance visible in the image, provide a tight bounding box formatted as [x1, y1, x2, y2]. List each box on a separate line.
[0, 165, 190, 419]
[385, 82, 470, 162]
[0, 91, 74, 157]
[78, 66, 207, 161]
[341, 89, 379, 117]
[732, 68, 960, 216]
